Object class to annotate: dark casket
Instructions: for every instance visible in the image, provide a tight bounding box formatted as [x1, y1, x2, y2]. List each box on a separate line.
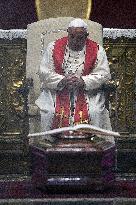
[30, 133, 116, 192]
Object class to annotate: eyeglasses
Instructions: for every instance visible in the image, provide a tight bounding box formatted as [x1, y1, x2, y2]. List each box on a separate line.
[68, 33, 87, 40]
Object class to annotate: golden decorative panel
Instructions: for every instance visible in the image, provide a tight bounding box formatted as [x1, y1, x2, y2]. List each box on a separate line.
[0, 39, 27, 133]
[104, 38, 136, 134]
[35, 0, 92, 20]
[0, 39, 29, 175]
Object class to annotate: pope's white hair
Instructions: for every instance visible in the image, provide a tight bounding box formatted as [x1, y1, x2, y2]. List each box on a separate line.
[68, 18, 88, 31]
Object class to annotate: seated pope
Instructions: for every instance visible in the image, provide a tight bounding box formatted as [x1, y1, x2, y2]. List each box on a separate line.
[35, 18, 114, 143]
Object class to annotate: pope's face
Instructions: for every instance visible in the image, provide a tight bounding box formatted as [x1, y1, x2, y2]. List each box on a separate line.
[68, 27, 88, 51]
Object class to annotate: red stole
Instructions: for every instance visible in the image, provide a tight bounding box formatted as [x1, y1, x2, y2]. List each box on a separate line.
[52, 37, 98, 129]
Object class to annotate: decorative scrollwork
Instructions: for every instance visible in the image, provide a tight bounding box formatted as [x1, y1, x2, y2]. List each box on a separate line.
[104, 37, 136, 133]
[0, 39, 27, 133]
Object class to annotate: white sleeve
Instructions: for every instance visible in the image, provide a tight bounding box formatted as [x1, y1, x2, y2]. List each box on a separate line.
[38, 42, 64, 90]
[82, 45, 111, 91]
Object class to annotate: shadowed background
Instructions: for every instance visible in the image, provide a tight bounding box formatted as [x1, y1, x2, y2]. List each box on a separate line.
[0, 0, 135, 29]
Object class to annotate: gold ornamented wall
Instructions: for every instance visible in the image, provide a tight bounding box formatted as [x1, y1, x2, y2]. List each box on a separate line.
[0, 38, 29, 176]
[104, 37, 136, 134]
[1, 34, 135, 135]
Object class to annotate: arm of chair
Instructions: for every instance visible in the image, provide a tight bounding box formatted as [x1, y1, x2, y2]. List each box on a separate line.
[102, 80, 118, 111]
[28, 104, 40, 117]
[17, 77, 40, 117]
[102, 80, 118, 93]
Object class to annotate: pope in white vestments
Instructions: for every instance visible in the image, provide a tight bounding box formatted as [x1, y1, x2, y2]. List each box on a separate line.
[35, 19, 114, 143]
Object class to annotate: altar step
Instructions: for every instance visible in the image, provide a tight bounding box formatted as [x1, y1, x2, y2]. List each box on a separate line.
[0, 133, 29, 176]
[0, 198, 136, 205]
[0, 134, 136, 178]
[0, 176, 136, 204]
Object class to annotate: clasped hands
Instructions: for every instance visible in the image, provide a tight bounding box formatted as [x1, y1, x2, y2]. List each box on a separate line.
[57, 75, 85, 91]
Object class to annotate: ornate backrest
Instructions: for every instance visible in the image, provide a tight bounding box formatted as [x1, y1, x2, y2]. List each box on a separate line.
[35, 0, 92, 20]
[26, 17, 103, 105]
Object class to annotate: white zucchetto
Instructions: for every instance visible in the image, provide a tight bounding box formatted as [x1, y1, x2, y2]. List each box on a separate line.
[68, 18, 88, 30]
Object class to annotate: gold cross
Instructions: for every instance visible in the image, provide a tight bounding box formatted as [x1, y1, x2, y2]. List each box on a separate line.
[79, 111, 88, 124]
[56, 106, 68, 128]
